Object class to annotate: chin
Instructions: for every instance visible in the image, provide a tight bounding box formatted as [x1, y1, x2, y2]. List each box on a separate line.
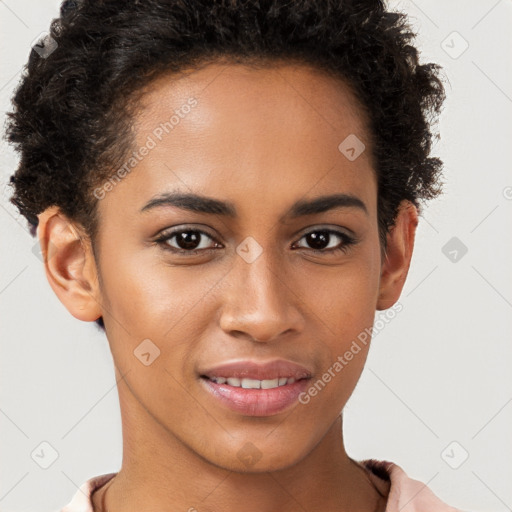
[199, 438, 310, 474]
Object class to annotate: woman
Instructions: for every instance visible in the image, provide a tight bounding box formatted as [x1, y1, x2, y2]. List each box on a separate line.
[6, 0, 461, 510]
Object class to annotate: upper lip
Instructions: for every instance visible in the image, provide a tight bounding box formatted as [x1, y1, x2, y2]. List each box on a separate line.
[199, 359, 313, 381]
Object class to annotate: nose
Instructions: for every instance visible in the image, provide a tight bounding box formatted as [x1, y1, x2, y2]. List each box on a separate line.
[218, 246, 305, 343]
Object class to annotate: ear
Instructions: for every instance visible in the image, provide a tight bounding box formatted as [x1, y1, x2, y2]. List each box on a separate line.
[36, 206, 103, 322]
[376, 200, 418, 311]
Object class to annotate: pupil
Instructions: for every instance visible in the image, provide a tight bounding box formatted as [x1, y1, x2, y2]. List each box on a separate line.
[177, 231, 200, 250]
[174, 231, 332, 251]
[307, 231, 329, 250]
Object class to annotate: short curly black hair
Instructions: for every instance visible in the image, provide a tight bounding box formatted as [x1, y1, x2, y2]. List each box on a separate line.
[5, 0, 446, 331]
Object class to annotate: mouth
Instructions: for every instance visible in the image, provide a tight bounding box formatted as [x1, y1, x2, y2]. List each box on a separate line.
[197, 358, 313, 416]
[200, 374, 307, 389]
[199, 374, 312, 416]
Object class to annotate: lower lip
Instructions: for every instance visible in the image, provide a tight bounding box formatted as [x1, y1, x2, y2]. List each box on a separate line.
[200, 377, 311, 416]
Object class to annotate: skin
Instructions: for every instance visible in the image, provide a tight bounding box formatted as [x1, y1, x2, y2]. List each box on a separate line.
[37, 61, 418, 512]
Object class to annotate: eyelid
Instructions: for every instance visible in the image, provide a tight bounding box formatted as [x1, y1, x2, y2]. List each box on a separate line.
[295, 224, 356, 238]
[155, 224, 354, 241]
[154, 224, 358, 255]
[155, 226, 221, 248]
[155, 224, 219, 240]
[292, 227, 358, 252]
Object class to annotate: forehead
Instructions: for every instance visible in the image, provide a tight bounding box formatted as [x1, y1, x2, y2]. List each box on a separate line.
[99, 61, 376, 221]
[135, 61, 372, 154]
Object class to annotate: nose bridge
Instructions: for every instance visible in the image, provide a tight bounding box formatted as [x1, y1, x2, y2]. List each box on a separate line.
[219, 241, 303, 341]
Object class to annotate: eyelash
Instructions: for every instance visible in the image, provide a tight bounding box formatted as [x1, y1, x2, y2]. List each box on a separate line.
[154, 227, 358, 256]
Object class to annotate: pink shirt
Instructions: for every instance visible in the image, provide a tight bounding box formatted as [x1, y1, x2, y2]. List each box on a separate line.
[61, 458, 462, 511]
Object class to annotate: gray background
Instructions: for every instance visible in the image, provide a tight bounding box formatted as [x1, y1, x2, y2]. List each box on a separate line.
[1, 1, 511, 511]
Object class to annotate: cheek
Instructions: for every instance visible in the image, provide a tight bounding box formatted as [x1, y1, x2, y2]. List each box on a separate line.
[97, 248, 219, 403]
[298, 249, 380, 340]
[295, 247, 380, 403]
[297, 279, 376, 420]
[98, 241, 222, 338]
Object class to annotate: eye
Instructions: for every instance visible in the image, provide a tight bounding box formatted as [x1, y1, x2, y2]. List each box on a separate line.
[155, 228, 221, 255]
[154, 226, 357, 257]
[292, 229, 357, 254]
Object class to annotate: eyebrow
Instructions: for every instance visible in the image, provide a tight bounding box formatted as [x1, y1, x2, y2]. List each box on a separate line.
[140, 191, 368, 219]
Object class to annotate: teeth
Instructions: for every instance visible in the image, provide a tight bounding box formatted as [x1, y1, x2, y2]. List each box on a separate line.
[260, 378, 278, 389]
[241, 378, 262, 389]
[210, 376, 298, 389]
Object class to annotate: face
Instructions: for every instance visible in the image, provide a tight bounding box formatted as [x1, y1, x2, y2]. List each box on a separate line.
[40, 61, 415, 473]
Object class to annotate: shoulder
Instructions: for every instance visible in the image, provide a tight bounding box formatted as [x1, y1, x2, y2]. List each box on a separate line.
[359, 458, 463, 512]
[61, 461, 465, 512]
[60, 472, 116, 512]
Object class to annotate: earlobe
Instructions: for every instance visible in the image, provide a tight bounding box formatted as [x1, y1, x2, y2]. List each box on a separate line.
[376, 200, 418, 311]
[36, 206, 103, 322]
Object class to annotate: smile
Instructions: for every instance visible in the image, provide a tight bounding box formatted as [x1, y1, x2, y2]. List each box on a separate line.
[199, 375, 311, 416]
[204, 376, 298, 389]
